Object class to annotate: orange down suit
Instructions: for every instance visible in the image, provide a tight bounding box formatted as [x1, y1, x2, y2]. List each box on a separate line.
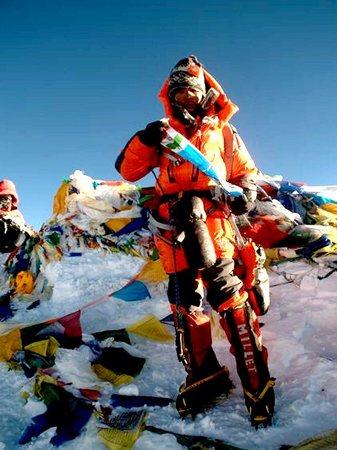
[116, 68, 258, 274]
[116, 62, 274, 424]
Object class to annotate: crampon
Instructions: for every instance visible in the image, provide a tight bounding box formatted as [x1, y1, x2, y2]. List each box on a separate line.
[244, 378, 275, 429]
[176, 366, 234, 418]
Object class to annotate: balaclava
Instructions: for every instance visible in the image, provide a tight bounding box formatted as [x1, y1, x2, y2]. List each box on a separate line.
[168, 55, 207, 126]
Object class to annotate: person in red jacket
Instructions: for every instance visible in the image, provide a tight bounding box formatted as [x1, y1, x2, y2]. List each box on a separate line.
[116, 56, 274, 427]
[0, 179, 35, 253]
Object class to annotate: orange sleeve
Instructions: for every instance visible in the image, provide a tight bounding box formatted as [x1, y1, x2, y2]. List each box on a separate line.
[115, 133, 160, 182]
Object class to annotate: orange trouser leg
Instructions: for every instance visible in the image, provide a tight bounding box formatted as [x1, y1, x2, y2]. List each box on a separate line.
[170, 304, 220, 376]
[219, 301, 269, 392]
[167, 269, 221, 380]
[218, 296, 275, 422]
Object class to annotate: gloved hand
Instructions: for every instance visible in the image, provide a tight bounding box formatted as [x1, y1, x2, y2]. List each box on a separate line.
[138, 120, 167, 147]
[228, 192, 254, 216]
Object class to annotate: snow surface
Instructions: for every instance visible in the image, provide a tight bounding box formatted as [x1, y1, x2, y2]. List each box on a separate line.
[1, 250, 337, 449]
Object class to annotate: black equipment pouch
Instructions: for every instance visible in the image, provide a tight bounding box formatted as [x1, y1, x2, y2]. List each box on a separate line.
[170, 193, 216, 270]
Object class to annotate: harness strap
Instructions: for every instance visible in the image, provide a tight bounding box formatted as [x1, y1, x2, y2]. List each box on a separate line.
[148, 213, 174, 232]
[160, 189, 215, 204]
[162, 151, 182, 164]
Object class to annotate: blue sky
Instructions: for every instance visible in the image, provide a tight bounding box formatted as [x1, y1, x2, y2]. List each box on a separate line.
[1, 0, 337, 228]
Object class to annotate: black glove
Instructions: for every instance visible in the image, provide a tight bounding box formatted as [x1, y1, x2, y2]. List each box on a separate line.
[228, 193, 253, 216]
[138, 121, 166, 147]
[0, 218, 22, 253]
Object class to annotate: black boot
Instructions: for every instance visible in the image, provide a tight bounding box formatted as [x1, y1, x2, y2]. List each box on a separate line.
[244, 378, 275, 429]
[176, 348, 234, 418]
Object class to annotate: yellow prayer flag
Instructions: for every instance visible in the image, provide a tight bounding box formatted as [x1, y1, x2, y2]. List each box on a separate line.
[135, 260, 167, 284]
[92, 364, 134, 387]
[126, 315, 173, 343]
[105, 218, 132, 233]
[53, 181, 70, 215]
[24, 336, 59, 357]
[0, 328, 22, 362]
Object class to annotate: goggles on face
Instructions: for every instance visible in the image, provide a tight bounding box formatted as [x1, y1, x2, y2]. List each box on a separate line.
[173, 87, 203, 100]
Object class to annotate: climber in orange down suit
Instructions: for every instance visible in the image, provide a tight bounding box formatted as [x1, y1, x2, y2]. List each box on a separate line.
[116, 55, 274, 427]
